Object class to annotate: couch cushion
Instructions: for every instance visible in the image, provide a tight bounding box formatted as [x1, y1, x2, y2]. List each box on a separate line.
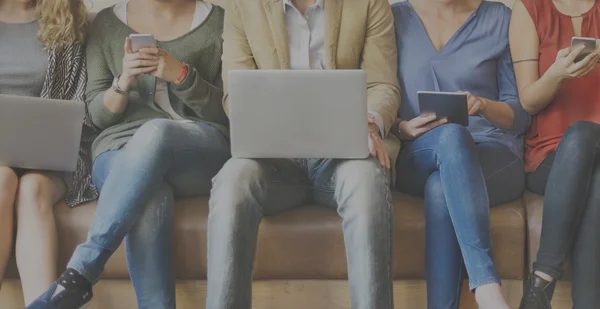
[524, 191, 572, 281]
[6, 192, 525, 280]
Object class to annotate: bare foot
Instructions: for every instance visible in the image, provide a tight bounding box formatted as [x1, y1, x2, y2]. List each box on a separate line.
[475, 283, 511, 309]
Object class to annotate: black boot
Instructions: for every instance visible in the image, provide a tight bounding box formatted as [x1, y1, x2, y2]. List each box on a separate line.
[519, 272, 556, 309]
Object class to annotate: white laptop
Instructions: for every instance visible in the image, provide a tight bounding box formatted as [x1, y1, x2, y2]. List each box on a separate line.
[0, 94, 85, 172]
[228, 70, 369, 159]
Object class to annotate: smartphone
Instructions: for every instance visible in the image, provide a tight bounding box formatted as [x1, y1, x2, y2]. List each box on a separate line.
[571, 36, 598, 62]
[129, 34, 156, 53]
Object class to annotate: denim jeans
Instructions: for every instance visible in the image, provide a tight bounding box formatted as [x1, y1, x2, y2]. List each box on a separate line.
[527, 121, 600, 309]
[396, 124, 525, 309]
[67, 119, 230, 309]
[206, 157, 394, 309]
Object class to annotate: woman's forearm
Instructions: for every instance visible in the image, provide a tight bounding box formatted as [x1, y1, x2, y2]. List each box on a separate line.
[103, 78, 130, 114]
[480, 99, 515, 131]
[519, 68, 564, 115]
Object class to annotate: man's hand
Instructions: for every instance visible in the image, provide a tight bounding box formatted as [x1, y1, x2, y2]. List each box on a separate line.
[397, 114, 447, 141]
[368, 116, 390, 168]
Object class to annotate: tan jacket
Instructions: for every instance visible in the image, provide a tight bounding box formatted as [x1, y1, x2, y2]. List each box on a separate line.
[221, 0, 402, 163]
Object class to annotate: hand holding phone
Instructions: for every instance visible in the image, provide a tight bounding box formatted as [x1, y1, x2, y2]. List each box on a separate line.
[548, 39, 600, 81]
[571, 36, 599, 62]
[117, 35, 159, 91]
[129, 34, 157, 52]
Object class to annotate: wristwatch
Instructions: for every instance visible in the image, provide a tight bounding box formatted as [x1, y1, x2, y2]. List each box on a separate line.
[112, 75, 129, 96]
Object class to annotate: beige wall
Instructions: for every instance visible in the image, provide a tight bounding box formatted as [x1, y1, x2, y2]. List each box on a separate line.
[87, 0, 224, 11]
[88, 0, 514, 12]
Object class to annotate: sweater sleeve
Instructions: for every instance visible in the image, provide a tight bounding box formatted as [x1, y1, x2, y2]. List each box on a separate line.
[170, 64, 226, 122]
[85, 14, 126, 130]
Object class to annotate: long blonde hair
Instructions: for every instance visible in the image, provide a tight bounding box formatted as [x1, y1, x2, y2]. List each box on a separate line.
[36, 0, 88, 49]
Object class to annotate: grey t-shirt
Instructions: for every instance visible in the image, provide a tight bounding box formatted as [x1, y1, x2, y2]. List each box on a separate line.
[0, 20, 48, 97]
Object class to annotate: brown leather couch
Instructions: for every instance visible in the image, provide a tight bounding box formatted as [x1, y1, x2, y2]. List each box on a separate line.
[0, 192, 528, 309]
[0, 1, 571, 308]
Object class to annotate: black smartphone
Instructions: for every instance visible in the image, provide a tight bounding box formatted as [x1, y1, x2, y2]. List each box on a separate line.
[571, 36, 598, 62]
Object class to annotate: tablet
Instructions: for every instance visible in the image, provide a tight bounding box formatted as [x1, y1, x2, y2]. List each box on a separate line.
[418, 91, 469, 126]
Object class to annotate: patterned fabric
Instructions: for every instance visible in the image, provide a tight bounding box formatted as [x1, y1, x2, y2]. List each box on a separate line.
[41, 43, 99, 207]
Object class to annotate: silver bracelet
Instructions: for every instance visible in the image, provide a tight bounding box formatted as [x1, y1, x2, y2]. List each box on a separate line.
[112, 75, 129, 96]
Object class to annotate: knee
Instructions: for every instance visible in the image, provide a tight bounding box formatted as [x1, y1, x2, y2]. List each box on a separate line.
[336, 159, 391, 218]
[424, 172, 450, 221]
[433, 124, 474, 151]
[0, 167, 18, 196]
[561, 121, 600, 151]
[131, 184, 174, 241]
[125, 119, 178, 158]
[16, 173, 58, 216]
[209, 159, 266, 217]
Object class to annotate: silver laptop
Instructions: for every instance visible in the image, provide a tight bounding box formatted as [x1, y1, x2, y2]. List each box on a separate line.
[0, 94, 85, 172]
[228, 70, 369, 159]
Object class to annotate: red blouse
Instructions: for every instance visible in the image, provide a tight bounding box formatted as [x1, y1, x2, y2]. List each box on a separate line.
[523, 0, 600, 172]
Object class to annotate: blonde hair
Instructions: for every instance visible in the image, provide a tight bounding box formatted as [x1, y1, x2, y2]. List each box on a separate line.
[36, 0, 88, 49]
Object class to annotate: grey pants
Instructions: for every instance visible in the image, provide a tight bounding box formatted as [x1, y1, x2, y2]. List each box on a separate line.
[206, 157, 394, 309]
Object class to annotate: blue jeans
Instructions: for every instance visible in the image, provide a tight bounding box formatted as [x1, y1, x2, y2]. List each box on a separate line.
[396, 124, 525, 309]
[207, 157, 394, 309]
[67, 119, 230, 309]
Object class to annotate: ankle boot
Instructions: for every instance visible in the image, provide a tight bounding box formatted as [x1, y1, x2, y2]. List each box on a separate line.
[519, 273, 556, 309]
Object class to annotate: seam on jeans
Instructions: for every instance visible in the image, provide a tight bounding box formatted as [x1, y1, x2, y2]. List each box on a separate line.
[253, 182, 308, 215]
[310, 186, 335, 193]
[257, 178, 310, 191]
[484, 157, 521, 180]
[469, 277, 501, 291]
[453, 256, 465, 304]
[67, 261, 98, 285]
[399, 146, 437, 162]
[383, 167, 394, 308]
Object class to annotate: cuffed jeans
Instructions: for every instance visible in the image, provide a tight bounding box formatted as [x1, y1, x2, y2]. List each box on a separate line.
[206, 157, 394, 309]
[396, 124, 525, 309]
[67, 119, 230, 309]
[527, 121, 600, 309]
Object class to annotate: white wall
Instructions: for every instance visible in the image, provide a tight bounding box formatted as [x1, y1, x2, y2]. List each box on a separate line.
[87, 0, 514, 12]
[87, 0, 119, 12]
[87, 0, 225, 11]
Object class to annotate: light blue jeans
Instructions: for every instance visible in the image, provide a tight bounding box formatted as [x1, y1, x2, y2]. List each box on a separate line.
[206, 157, 394, 309]
[396, 124, 525, 309]
[68, 119, 230, 309]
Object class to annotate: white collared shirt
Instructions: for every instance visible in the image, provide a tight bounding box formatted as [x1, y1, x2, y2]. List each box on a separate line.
[283, 0, 385, 136]
[284, 0, 326, 70]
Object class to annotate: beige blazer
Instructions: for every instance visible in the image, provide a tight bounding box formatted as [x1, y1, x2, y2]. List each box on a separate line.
[221, 0, 402, 174]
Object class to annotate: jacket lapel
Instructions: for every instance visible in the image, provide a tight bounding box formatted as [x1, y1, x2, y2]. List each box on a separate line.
[324, 0, 342, 69]
[263, 0, 291, 69]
